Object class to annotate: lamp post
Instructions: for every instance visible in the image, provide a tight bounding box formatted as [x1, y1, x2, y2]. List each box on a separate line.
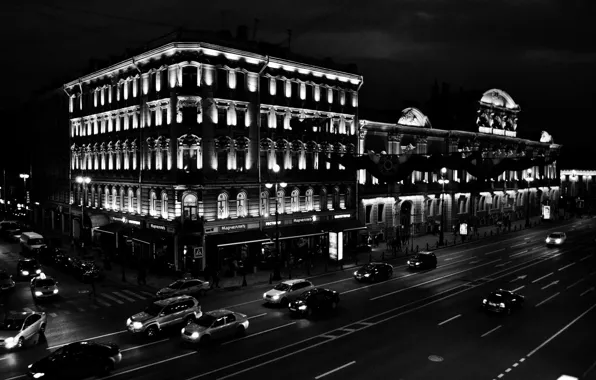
[19, 174, 30, 203]
[265, 164, 287, 281]
[524, 168, 534, 228]
[76, 176, 92, 243]
[438, 167, 450, 246]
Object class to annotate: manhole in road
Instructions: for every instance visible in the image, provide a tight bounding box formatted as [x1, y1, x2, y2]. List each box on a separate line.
[428, 355, 444, 362]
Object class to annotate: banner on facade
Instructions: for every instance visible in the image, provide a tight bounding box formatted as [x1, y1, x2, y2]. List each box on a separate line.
[328, 232, 343, 261]
[542, 205, 551, 220]
[459, 223, 468, 236]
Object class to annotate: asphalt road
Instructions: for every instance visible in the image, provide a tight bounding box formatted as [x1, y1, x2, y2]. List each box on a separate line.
[1, 218, 595, 380]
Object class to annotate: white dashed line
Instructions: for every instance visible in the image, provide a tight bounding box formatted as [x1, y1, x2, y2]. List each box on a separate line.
[580, 287, 594, 297]
[580, 254, 593, 262]
[438, 314, 462, 326]
[113, 291, 136, 302]
[535, 292, 560, 307]
[485, 248, 505, 255]
[511, 242, 526, 248]
[567, 279, 585, 290]
[531, 272, 553, 284]
[122, 289, 148, 299]
[510, 250, 529, 258]
[49, 313, 57, 317]
[248, 313, 267, 320]
[100, 294, 125, 304]
[481, 325, 502, 338]
[512, 285, 525, 292]
[558, 262, 575, 271]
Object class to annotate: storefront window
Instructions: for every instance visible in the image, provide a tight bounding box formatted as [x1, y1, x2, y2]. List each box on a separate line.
[183, 193, 198, 221]
[218, 193, 229, 219]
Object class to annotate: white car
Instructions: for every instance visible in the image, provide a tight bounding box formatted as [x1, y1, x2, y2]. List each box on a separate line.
[156, 278, 210, 298]
[263, 279, 314, 305]
[0, 311, 47, 350]
[30, 273, 60, 300]
[546, 232, 567, 246]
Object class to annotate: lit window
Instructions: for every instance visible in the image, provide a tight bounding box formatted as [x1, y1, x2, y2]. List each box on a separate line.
[290, 189, 300, 213]
[161, 192, 168, 219]
[183, 193, 198, 221]
[260, 191, 269, 216]
[150, 192, 157, 216]
[217, 193, 229, 219]
[237, 192, 247, 217]
[305, 189, 313, 211]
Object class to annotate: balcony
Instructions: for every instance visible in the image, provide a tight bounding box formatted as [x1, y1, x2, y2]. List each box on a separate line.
[71, 170, 138, 183]
[262, 168, 355, 184]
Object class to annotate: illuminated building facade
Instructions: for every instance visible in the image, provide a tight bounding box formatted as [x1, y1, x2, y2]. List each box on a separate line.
[560, 169, 596, 213]
[62, 40, 363, 272]
[356, 89, 562, 243]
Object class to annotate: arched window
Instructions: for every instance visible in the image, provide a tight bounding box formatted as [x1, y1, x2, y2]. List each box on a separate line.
[112, 188, 118, 210]
[128, 188, 135, 213]
[183, 193, 198, 221]
[345, 188, 352, 209]
[161, 191, 168, 219]
[237, 192, 248, 218]
[149, 191, 157, 216]
[333, 187, 340, 210]
[276, 189, 285, 214]
[320, 189, 327, 211]
[104, 187, 110, 209]
[217, 193, 229, 219]
[260, 191, 269, 216]
[305, 189, 314, 211]
[290, 189, 300, 213]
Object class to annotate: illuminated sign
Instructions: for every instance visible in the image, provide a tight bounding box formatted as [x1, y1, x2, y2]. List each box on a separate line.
[129, 220, 141, 226]
[542, 205, 551, 220]
[293, 218, 312, 224]
[328, 231, 343, 261]
[265, 221, 281, 226]
[334, 214, 352, 219]
[149, 223, 166, 231]
[221, 224, 247, 232]
[459, 223, 468, 236]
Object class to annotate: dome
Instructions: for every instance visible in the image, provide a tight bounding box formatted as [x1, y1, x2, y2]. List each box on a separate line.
[480, 89, 519, 110]
[397, 107, 432, 128]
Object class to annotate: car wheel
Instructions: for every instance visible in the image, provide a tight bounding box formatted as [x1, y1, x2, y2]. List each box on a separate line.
[40, 323, 46, 334]
[99, 360, 114, 376]
[16, 337, 25, 349]
[236, 325, 246, 337]
[145, 326, 159, 338]
[184, 315, 196, 325]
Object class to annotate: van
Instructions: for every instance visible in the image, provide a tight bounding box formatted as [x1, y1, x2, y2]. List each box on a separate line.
[20, 232, 47, 253]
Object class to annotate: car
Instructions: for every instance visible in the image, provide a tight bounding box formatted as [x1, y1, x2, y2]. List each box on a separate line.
[0, 311, 47, 350]
[30, 273, 60, 300]
[482, 289, 525, 314]
[53, 250, 76, 272]
[28, 341, 122, 379]
[288, 288, 340, 317]
[0, 269, 16, 292]
[156, 278, 210, 299]
[407, 251, 438, 269]
[546, 232, 567, 246]
[71, 258, 104, 283]
[263, 279, 315, 305]
[7, 229, 23, 243]
[353, 262, 393, 282]
[181, 310, 249, 345]
[17, 258, 42, 278]
[126, 295, 202, 338]
[0, 220, 19, 238]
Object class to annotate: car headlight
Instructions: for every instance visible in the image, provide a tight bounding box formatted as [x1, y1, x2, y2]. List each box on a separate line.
[364, 273, 370, 277]
[36, 269, 42, 274]
[415, 262, 420, 266]
[555, 239, 562, 244]
[33, 373, 45, 379]
[546, 238, 551, 243]
[53, 288, 59, 294]
[263, 293, 268, 299]
[271, 294, 280, 300]
[191, 332, 200, 339]
[298, 305, 307, 311]
[353, 271, 358, 275]
[4, 337, 16, 348]
[132, 322, 143, 329]
[500, 303, 506, 308]
[127, 318, 132, 326]
[22, 270, 29, 275]
[483, 299, 487, 304]
[407, 260, 410, 265]
[35, 291, 43, 296]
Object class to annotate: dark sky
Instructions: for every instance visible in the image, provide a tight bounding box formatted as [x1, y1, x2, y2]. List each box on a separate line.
[3, 0, 595, 147]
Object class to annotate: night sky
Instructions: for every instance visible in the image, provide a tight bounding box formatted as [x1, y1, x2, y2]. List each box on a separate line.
[3, 0, 595, 148]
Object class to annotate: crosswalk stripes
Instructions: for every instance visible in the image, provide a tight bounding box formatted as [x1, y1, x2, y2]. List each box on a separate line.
[121, 289, 149, 300]
[113, 291, 136, 302]
[138, 290, 156, 297]
[100, 293, 125, 304]
[94, 298, 111, 307]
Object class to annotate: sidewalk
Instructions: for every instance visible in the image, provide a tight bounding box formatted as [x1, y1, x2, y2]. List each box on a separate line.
[40, 215, 548, 295]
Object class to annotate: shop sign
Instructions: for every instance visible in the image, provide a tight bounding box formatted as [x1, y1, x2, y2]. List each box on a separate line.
[167, 227, 176, 234]
[112, 216, 127, 223]
[128, 220, 141, 226]
[194, 247, 203, 258]
[459, 223, 468, 236]
[148, 223, 167, 231]
[293, 217, 312, 224]
[205, 227, 215, 234]
[542, 205, 551, 220]
[328, 231, 343, 261]
[334, 214, 351, 219]
[265, 221, 281, 226]
[221, 224, 247, 232]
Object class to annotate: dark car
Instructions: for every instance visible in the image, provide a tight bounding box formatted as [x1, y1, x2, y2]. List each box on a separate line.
[0, 270, 16, 292]
[407, 251, 438, 270]
[17, 259, 42, 279]
[288, 288, 340, 317]
[353, 262, 393, 282]
[482, 289, 525, 314]
[28, 341, 122, 379]
[53, 250, 76, 272]
[72, 259, 103, 283]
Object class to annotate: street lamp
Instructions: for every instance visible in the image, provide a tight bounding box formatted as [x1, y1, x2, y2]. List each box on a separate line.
[19, 174, 30, 203]
[524, 168, 534, 228]
[438, 167, 450, 246]
[76, 176, 92, 242]
[265, 164, 287, 281]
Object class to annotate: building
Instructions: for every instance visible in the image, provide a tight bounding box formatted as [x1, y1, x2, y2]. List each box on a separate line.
[351, 89, 562, 246]
[560, 169, 596, 215]
[60, 35, 364, 274]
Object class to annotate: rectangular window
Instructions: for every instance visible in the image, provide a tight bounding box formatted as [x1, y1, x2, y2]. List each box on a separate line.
[217, 108, 227, 128]
[377, 204, 385, 223]
[365, 205, 373, 224]
[217, 151, 228, 172]
[236, 150, 246, 172]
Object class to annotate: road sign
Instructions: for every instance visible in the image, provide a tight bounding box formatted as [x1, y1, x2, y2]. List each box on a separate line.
[194, 247, 203, 259]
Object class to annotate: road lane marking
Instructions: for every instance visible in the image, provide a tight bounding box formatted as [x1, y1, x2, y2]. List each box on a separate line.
[558, 262, 576, 271]
[580, 287, 595, 297]
[315, 361, 356, 380]
[481, 325, 502, 338]
[222, 322, 297, 346]
[94, 298, 112, 307]
[511, 242, 526, 248]
[531, 272, 553, 284]
[580, 254, 593, 262]
[485, 248, 505, 255]
[121, 338, 169, 352]
[113, 291, 136, 302]
[510, 250, 529, 258]
[248, 313, 267, 320]
[49, 313, 57, 317]
[138, 290, 156, 297]
[102, 352, 197, 379]
[47, 330, 128, 350]
[468, 259, 482, 264]
[3, 376, 26, 380]
[567, 279, 585, 290]
[512, 363, 519, 367]
[541, 281, 559, 290]
[505, 367, 512, 372]
[583, 357, 596, 378]
[100, 293, 125, 304]
[438, 314, 461, 326]
[528, 301, 596, 357]
[535, 292, 560, 307]
[445, 255, 462, 261]
[0, 356, 8, 361]
[122, 289, 148, 299]
[495, 261, 512, 267]
[512, 285, 525, 292]
[370, 259, 502, 301]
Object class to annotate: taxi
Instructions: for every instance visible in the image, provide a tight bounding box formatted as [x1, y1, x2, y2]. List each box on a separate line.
[30, 273, 60, 300]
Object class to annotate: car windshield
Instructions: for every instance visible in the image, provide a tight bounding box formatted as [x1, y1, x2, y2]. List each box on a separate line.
[29, 239, 44, 246]
[20, 261, 39, 269]
[195, 314, 216, 327]
[362, 264, 376, 271]
[549, 234, 562, 239]
[0, 317, 25, 331]
[144, 304, 163, 316]
[273, 283, 291, 291]
[168, 280, 185, 289]
[35, 279, 56, 287]
[0, 272, 9, 280]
